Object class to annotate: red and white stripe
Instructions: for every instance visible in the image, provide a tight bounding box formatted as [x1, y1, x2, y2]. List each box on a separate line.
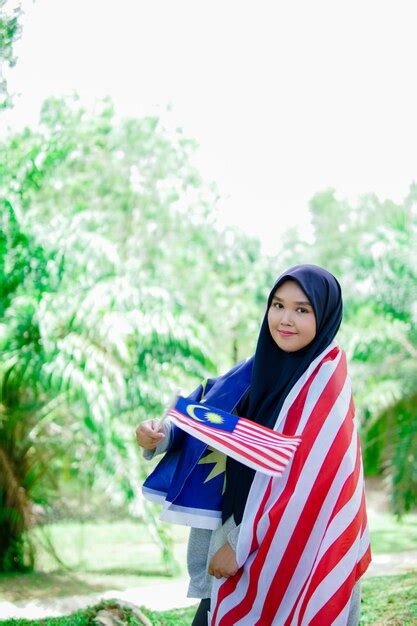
[166, 407, 301, 478]
[210, 341, 371, 626]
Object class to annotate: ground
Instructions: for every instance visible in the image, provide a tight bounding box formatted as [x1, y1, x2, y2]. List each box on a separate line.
[0, 478, 416, 623]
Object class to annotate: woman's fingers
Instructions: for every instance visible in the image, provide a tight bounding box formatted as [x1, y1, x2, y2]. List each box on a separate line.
[208, 543, 239, 579]
[135, 420, 165, 449]
[146, 420, 165, 438]
[208, 564, 224, 579]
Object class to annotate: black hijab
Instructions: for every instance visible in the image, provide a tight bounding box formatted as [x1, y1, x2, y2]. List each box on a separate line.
[246, 263, 343, 428]
[222, 264, 343, 524]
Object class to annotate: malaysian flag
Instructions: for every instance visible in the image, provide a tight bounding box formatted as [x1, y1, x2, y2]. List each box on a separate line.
[165, 396, 301, 477]
[210, 344, 371, 625]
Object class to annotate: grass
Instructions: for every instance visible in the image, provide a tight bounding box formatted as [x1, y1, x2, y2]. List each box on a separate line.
[31, 520, 189, 573]
[0, 521, 189, 603]
[0, 600, 197, 625]
[360, 571, 417, 625]
[0, 573, 416, 625]
[368, 509, 417, 554]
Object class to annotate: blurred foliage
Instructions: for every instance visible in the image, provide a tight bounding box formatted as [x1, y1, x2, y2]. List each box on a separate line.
[279, 187, 417, 514]
[0, 96, 269, 571]
[0, 200, 60, 571]
[0, 0, 22, 109]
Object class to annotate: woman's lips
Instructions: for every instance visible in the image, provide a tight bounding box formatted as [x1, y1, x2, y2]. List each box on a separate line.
[278, 330, 297, 337]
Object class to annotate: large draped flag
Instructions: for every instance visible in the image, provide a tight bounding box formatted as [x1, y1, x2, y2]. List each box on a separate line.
[165, 396, 301, 477]
[210, 344, 371, 626]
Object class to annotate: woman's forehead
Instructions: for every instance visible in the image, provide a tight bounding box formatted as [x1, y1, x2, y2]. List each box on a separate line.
[272, 279, 311, 302]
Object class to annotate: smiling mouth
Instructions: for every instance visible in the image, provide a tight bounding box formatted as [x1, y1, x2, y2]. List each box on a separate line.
[278, 330, 297, 337]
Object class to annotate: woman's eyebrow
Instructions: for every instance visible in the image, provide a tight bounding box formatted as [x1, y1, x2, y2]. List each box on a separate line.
[272, 296, 312, 306]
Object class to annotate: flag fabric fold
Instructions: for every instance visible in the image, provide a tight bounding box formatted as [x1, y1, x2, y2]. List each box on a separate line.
[210, 343, 371, 626]
[165, 396, 301, 478]
[142, 357, 254, 529]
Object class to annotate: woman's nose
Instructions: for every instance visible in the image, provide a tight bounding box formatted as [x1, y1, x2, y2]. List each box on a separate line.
[281, 309, 294, 324]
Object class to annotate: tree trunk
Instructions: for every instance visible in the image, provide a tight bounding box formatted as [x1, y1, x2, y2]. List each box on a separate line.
[0, 446, 34, 572]
[0, 502, 32, 572]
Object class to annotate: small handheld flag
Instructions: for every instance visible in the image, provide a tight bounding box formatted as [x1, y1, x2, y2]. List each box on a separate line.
[165, 396, 301, 477]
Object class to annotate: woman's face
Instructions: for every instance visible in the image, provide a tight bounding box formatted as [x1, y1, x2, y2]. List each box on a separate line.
[267, 280, 317, 352]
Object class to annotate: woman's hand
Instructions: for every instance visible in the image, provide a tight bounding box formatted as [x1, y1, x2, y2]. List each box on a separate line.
[208, 543, 239, 579]
[135, 419, 166, 450]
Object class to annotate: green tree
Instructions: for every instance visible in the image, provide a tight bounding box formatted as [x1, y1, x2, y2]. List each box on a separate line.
[0, 200, 61, 570]
[0, 96, 268, 570]
[279, 188, 417, 513]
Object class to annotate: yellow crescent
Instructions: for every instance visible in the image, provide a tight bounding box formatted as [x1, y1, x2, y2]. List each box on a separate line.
[186, 404, 205, 422]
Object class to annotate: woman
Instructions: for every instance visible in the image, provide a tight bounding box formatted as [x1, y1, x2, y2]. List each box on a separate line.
[136, 264, 371, 625]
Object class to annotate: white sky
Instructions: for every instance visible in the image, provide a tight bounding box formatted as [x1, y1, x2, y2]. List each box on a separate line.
[3, 0, 417, 254]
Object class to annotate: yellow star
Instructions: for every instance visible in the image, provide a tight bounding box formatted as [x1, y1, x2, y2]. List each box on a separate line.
[198, 447, 227, 493]
[204, 411, 224, 424]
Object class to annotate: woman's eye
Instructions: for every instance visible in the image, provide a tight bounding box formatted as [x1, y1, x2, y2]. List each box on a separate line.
[297, 307, 309, 313]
